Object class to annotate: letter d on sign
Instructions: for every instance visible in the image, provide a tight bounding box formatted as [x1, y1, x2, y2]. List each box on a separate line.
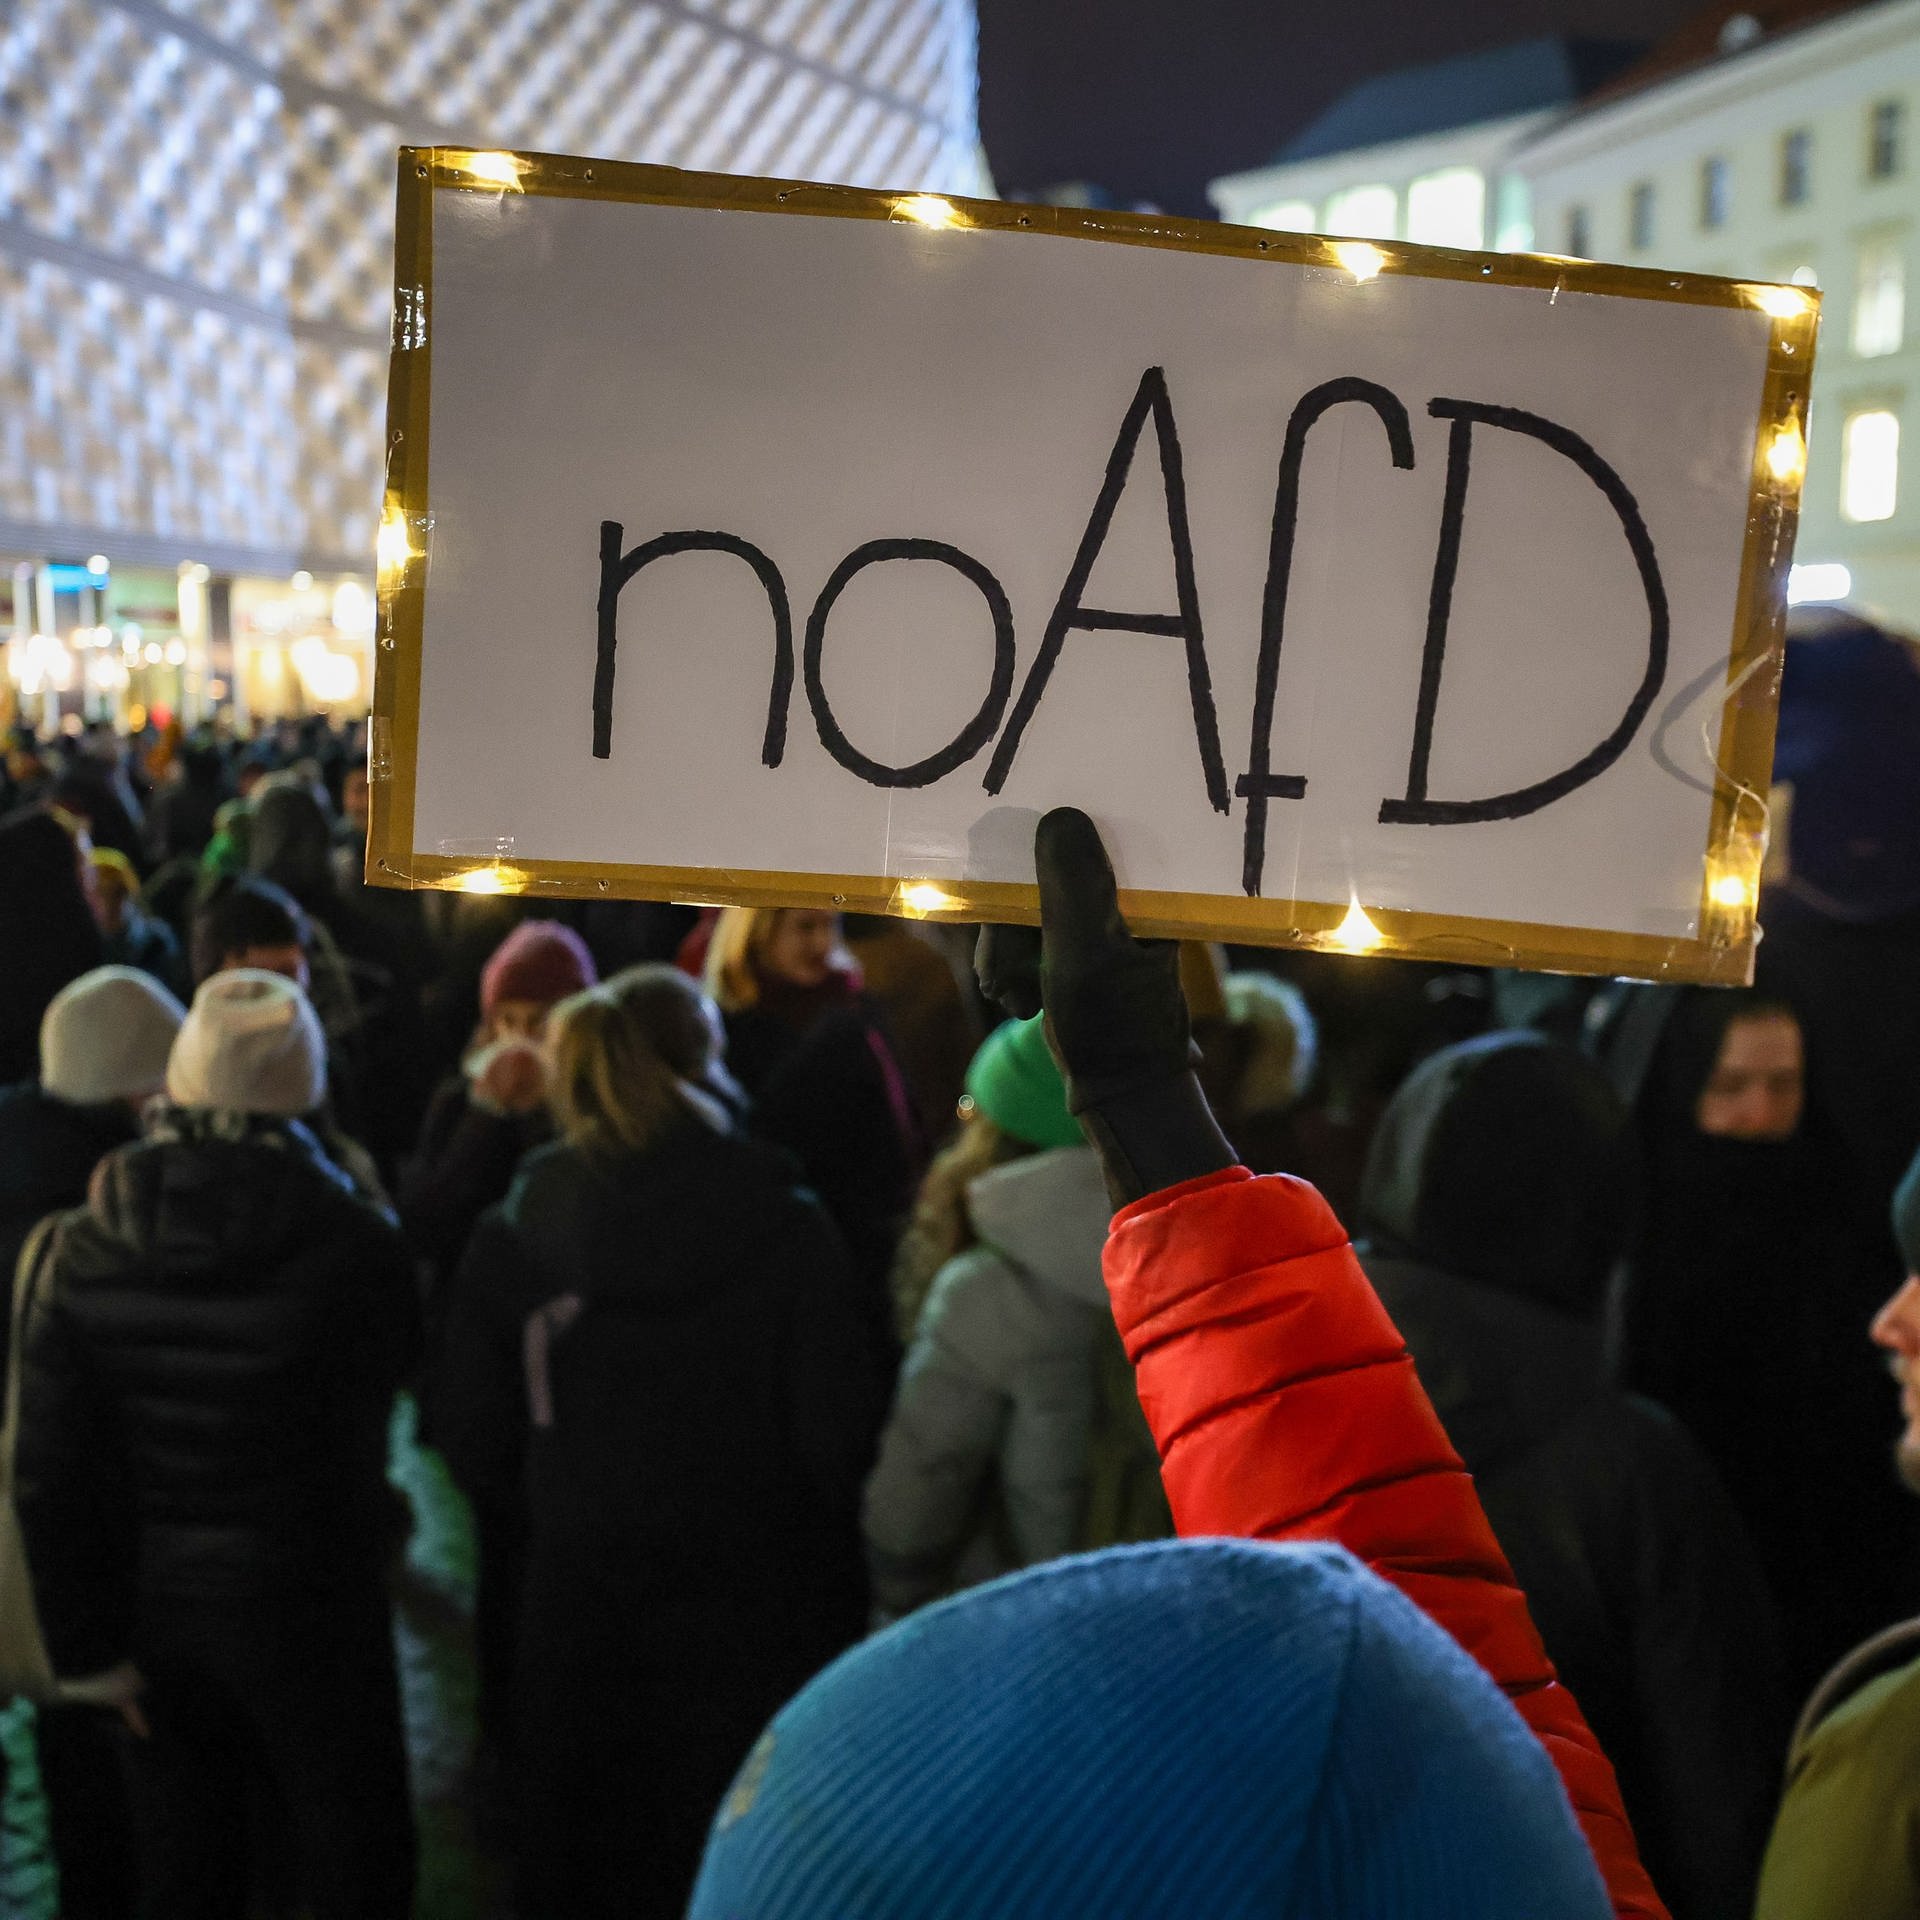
[1379, 400, 1669, 826]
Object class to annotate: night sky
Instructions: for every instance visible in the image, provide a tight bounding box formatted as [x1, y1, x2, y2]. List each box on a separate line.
[976, 0, 1711, 216]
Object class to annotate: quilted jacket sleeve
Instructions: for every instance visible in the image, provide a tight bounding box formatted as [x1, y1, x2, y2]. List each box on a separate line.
[1106, 1166, 1668, 1920]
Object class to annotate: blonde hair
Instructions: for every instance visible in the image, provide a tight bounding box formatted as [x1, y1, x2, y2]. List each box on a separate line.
[547, 965, 717, 1160]
[701, 906, 848, 1014]
[888, 1110, 1032, 1341]
[702, 908, 778, 1014]
[1222, 972, 1318, 1116]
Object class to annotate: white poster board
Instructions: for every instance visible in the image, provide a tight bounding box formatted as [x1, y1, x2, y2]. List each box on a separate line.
[371, 150, 1814, 982]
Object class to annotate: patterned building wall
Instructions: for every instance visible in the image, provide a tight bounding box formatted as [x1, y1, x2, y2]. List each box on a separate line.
[0, 0, 985, 574]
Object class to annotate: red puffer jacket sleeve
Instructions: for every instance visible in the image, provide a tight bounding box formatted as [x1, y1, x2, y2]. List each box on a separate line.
[1107, 1165, 1668, 1920]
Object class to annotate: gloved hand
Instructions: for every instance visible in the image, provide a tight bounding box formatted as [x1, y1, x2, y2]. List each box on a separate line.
[976, 808, 1236, 1206]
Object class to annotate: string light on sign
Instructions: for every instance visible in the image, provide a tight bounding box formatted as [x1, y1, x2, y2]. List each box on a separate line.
[461, 151, 526, 191]
[456, 864, 526, 895]
[1328, 893, 1385, 953]
[1330, 241, 1387, 283]
[1747, 283, 1814, 321]
[377, 504, 419, 584]
[1766, 421, 1806, 484]
[893, 194, 963, 230]
[895, 880, 964, 917]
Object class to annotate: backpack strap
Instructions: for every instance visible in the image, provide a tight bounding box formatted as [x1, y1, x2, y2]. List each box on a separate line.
[1789, 1615, 1920, 1766]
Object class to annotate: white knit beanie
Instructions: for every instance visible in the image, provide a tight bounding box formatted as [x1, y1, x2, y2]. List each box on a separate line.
[39, 966, 187, 1106]
[167, 969, 327, 1118]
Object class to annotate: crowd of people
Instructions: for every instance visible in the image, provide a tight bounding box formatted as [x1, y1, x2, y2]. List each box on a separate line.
[1, 602, 1918, 1920]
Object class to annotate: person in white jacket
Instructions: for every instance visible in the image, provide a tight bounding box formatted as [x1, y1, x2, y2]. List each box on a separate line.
[863, 1013, 1167, 1618]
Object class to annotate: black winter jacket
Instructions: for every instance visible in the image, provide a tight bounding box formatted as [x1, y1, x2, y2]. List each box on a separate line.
[15, 1111, 419, 1676]
[400, 1074, 549, 1283]
[1362, 1254, 1785, 1918]
[1355, 1030, 1788, 1920]
[440, 1122, 888, 1623]
[0, 1083, 135, 1328]
[439, 1119, 891, 1909]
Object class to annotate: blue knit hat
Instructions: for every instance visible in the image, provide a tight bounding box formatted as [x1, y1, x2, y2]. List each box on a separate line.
[689, 1539, 1609, 1919]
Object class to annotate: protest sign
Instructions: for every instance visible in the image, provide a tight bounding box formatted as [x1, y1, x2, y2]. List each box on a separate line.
[369, 148, 1816, 982]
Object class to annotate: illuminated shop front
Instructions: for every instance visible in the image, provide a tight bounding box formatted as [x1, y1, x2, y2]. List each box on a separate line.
[4, 558, 211, 734]
[230, 573, 375, 721]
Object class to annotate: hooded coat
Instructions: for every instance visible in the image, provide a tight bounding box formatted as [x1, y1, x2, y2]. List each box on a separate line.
[437, 1120, 891, 1919]
[1357, 1033, 1784, 1920]
[864, 1146, 1167, 1616]
[14, 1111, 419, 1676]
[1605, 984, 1916, 1690]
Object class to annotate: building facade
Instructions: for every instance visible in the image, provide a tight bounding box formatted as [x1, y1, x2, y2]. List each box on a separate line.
[1514, 0, 1920, 623]
[1209, 3, 1920, 627]
[1209, 41, 1642, 256]
[0, 0, 986, 729]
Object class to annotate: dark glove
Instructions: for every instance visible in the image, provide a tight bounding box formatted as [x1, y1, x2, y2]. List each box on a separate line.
[975, 808, 1236, 1206]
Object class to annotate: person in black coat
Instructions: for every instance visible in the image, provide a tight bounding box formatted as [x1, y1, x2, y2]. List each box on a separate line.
[1600, 982, 1916, 1698]
[1357, 1031, 1786, 1920]
[0, 967, 183, 1297]
[702, 907, 922, 1363]
[0, 965, 182, 1920]
[439, 964, 889, 1920]
[0, 806, 104, 1087]
[247, 781, 428, 1169]
[142, 741, 227, 867]
[14, 969, 419, 1919]
[401, 919, 598, 1294]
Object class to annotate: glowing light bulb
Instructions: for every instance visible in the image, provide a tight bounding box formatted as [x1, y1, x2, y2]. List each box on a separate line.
[894, 194, 961, 229]
[1329, 894, 1385, 953]
[377, 507, 417, 581]
[1709, 872, 1756, 910]
[463, 151, 525, 190]
[1330, 240, 1387, 283]
[291, 570, 313, 592]
[458, 867, 506, 895]
[1750, 284, 1811, 320]
[897, 881, 961, 917]
[1766, 421, 1806, 483]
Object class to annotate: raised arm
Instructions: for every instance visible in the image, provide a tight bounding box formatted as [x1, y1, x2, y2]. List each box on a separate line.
[977, 808, 1668, 1920]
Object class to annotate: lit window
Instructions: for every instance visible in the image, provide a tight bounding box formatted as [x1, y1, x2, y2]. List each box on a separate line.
[1853, 240, 1905, 356]
[1870, 99, 1903, 180]
[1787, 561, 1852, 604]
[1629, 182, 1655, 250]
[1405, 168, 1485, 248]
[1566, 203, 1591, 256]
[1249, 199, 1316, 232]
[1701, 155, 1731, 229]
[1492, 175, 1533, 251]
[1841, 409, 1900, 521]
[1780, 128, 1811, 206]
[1323, 184, 1397, 240]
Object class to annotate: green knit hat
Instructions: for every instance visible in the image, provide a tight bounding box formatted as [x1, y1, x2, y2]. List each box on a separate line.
[965, 1014, 1083, 1151]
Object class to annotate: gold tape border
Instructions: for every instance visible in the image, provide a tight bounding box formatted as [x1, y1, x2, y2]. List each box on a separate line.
[368, 146, 1819, 987]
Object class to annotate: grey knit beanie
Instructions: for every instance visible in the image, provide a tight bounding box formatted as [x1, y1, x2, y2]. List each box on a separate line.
[39, 966, 186, 1105]
[167, 969, 326, 1118]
